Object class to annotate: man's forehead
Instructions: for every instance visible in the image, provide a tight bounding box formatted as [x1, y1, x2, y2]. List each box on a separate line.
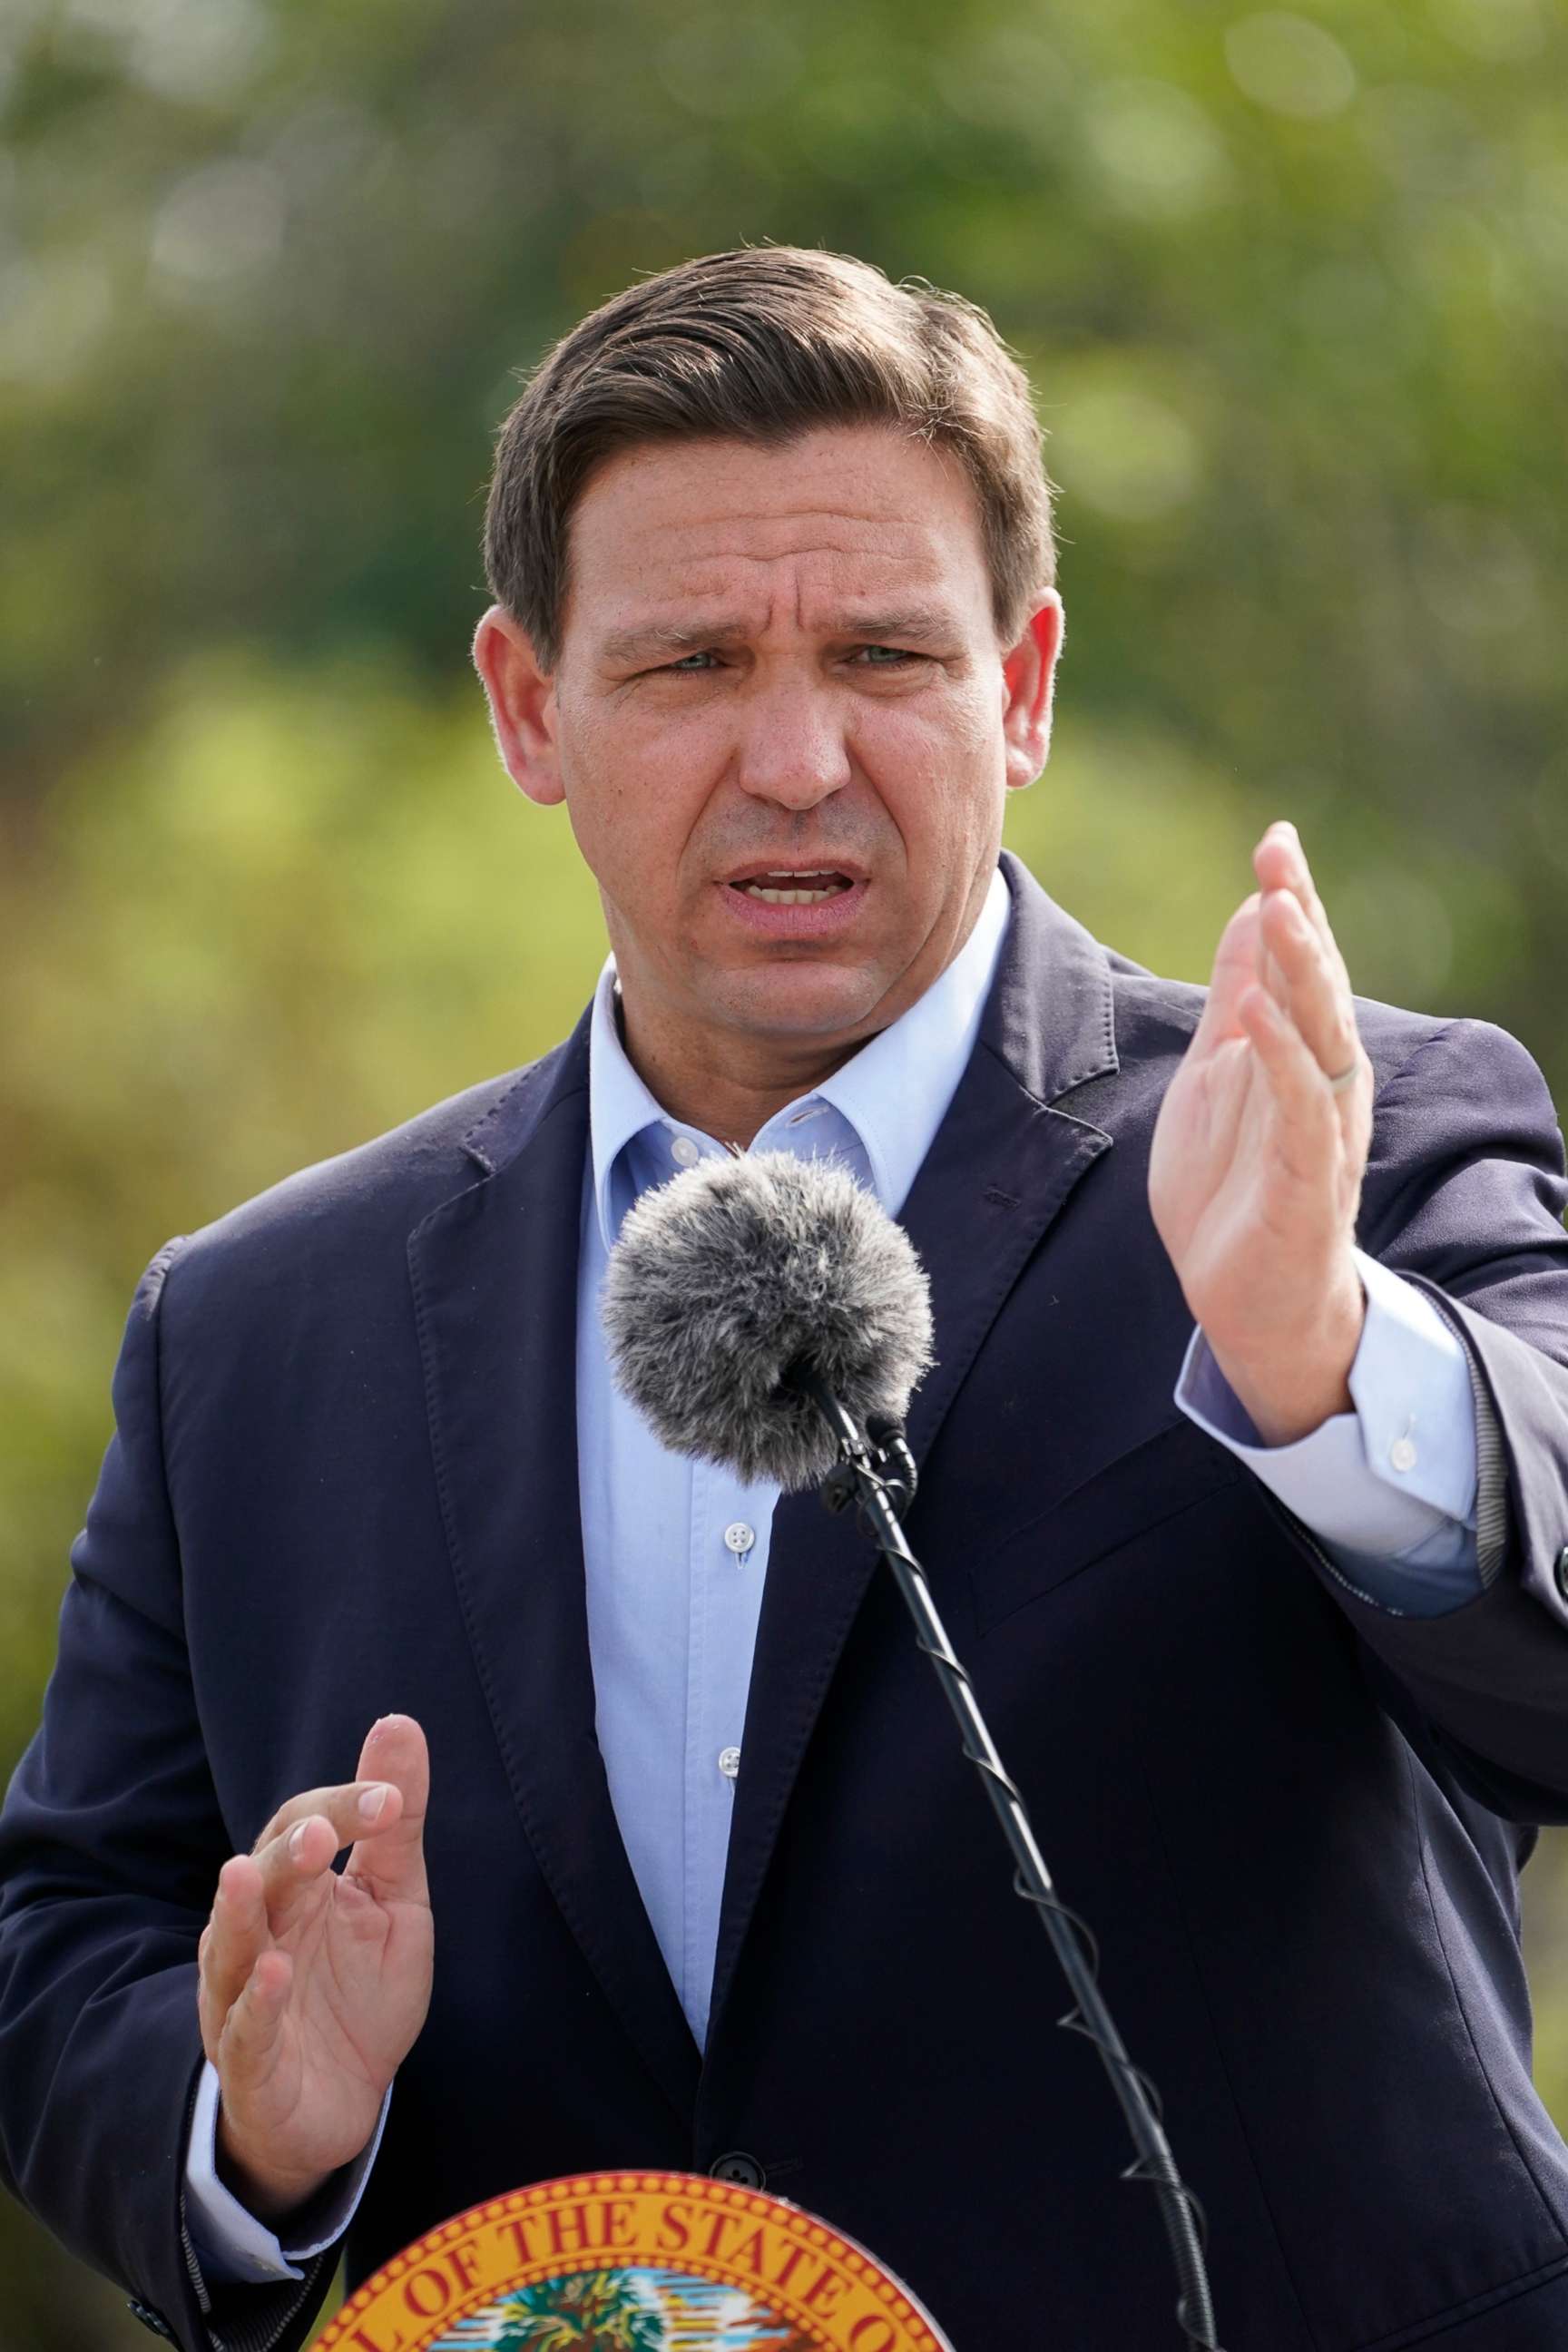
[566, 428, 991, 649]
[573, 426, 982, 556]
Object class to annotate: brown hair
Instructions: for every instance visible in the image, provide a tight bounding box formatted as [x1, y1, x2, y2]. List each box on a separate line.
[482, 246, 1055, 670]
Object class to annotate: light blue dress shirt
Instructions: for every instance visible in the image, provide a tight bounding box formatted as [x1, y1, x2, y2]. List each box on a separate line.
[185, 867, 1480, 2285]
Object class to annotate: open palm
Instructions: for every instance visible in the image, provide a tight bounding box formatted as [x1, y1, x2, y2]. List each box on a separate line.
[1149, 823, 1371, 1382]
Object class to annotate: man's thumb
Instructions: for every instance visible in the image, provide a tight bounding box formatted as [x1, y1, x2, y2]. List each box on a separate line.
[347, 1713, 428, 1891]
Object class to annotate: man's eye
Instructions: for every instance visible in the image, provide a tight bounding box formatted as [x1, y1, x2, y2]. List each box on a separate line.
[852, 645, 919, 666]
[662, 652, 719, 673]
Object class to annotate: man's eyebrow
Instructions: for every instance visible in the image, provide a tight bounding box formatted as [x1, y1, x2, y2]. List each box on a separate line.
[829, 607, 964, 646]
[598, 606, 964, 666]
[599, 620, 750, 665]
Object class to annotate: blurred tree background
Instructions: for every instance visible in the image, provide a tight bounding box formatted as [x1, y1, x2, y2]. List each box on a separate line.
[2, 0, 1565, 2339]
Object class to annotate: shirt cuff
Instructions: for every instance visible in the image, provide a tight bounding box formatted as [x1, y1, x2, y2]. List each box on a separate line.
[182, 2058, 389, 2287]
[1174, 1249, 1480, 1578]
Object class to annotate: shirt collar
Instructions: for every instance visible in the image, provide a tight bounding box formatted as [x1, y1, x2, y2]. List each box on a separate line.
[588, 865, 1011, 1250]
[810, 865, 1009, 1215]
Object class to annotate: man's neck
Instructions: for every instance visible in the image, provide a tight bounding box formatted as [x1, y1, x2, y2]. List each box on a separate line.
[612, 1001, 873, 1147]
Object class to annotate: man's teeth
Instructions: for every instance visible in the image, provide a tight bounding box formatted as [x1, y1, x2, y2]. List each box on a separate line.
[738, 874, 853, 905]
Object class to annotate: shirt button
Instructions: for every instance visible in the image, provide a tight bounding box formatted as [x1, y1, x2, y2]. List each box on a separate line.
[671, 1134, 701, 1169]
[718, 1746, 741, 1781]
[1389, 1436, 1418, 1473]
[724, 1522, 755, 1556]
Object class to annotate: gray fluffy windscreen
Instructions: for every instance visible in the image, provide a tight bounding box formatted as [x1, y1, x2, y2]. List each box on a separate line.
[599, 1151, 935, 1491]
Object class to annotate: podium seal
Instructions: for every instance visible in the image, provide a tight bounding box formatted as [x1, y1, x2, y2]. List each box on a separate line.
[309, 2168, 955, 2350]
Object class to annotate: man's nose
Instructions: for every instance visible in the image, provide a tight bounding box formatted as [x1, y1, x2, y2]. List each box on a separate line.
[731, 682, 855, 811]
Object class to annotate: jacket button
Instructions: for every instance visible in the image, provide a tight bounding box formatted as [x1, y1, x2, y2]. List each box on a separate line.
[1555, 1545, 1568, 1602]
[126, 2303, 177, 2341]
[710, 2150, 765, 2189]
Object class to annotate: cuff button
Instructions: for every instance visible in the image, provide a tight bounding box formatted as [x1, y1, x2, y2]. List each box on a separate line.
[1553, 1545, 1568, 1602]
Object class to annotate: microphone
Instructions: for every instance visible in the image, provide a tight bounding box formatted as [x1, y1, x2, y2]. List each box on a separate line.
[598, 1150, 934, 1490]
[601, 1147, 1226, 2351]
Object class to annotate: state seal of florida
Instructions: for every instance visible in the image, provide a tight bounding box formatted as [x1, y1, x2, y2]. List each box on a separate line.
[308, 2170, 956, 2351]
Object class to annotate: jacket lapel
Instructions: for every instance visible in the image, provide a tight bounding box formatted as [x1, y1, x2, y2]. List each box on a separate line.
[407, 1013, 701, 2129]
[704, 854, 1121, 2038]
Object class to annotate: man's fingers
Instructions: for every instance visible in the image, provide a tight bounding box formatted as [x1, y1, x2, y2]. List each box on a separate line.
[353, 1713, 428, 1796]
[1191, 892, 1263, 1054]
[1203, 825, 1357, 1081]
[199, 1854, 269, 2063]
[251, 1778, 405, 1864]
[1254, 825, 1321, 1024]
[1259, 887, 1360, 1083]
[1238, 982, 1343, 1159]
[1254, 820, 1353, 994]
[346, 1715, 429, 1902]
[231, 1719, 429, 1938]
[233, 1783, 403, 1951]
[218, 1949, 292, 2092]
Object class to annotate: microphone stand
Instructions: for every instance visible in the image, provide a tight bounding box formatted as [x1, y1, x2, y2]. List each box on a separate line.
[789, 1367, 1224, 2352]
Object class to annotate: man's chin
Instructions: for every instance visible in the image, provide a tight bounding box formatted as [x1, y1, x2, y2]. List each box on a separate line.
[702, 960, 896, 1046]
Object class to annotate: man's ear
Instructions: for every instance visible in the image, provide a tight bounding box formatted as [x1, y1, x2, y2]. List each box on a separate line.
[1000, 592, 1064, 793]
[472, 604, 564, 807]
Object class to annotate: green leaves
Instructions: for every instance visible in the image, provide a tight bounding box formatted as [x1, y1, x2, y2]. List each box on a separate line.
[495, 2270, 666, 2351]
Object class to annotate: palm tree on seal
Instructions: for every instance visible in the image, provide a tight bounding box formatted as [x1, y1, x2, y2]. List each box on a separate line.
[493, 2269, 665, 2350]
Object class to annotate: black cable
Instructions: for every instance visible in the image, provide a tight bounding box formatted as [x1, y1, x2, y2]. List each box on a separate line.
[799, 1373, 1224, 2351]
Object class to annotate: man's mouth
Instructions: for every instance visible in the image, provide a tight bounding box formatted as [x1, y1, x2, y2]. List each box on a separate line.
[727, 867, 859, 906]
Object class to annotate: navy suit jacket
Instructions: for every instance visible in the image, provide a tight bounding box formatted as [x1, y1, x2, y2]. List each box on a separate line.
[5, 852, 1568, 2352]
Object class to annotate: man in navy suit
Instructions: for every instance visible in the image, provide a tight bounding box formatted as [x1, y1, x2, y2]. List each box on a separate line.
[4, 248, 1568, 2351]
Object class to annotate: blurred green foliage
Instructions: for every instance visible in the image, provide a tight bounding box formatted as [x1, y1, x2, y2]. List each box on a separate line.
[1, 0, 1565, 2338]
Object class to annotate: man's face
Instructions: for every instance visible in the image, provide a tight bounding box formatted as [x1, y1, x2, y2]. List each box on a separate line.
[475, 425, 1061, 1073]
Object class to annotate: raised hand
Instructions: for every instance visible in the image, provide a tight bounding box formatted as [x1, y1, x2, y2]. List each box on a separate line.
[196, 1713, 433, 2222]
[1148, 820, 1372, 1445]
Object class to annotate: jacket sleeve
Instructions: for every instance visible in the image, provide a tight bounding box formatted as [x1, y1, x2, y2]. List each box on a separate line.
[1257, 1015, 1568, 1822]
[0, 1240, 338, 2352]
